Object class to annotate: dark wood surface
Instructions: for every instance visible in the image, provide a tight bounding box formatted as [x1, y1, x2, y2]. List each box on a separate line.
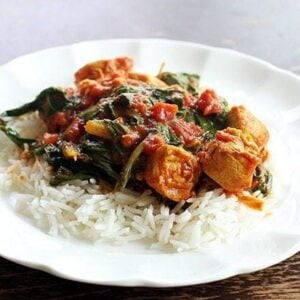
[1, 0, 300, 299]
[0, 253, 299, 299]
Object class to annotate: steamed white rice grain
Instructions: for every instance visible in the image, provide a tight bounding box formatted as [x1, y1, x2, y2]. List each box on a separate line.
[0, 113, 280, 252]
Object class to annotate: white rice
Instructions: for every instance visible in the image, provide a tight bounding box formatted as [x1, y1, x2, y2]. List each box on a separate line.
[0, 113, 278, 252]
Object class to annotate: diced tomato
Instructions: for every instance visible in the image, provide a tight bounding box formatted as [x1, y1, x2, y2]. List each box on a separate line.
[63, 117, 85, 142]
[131, 96, 148, 116]
[52, 112, 69, 127]
[121, 132, 140, 148]
[183, 92, 193, 107]
[196, 89, 223, 116]
[135, 125, 148, 136]
[152, 102, 178, 122]
[169, 119, 202, 144]
[143, 134, 165, 155]
[45, 111, 69, 133]
[43, 133, 59, 145]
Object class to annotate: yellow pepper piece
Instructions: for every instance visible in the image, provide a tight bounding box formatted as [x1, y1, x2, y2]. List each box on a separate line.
[85, 120, 111, 139]
[62, 144, 80, 161]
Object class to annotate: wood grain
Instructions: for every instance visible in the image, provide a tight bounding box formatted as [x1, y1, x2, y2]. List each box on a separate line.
[0, 252, 299, 299]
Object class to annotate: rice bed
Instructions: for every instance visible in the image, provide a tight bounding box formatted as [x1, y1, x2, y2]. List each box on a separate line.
[0, 113, 273, 252]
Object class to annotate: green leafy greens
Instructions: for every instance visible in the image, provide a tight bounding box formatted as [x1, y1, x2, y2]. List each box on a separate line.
[158, 72, 200, 94]
[81, 140, 119, 182]
[2, 87, 69, 117]
[151, 89, 184, 108]
[50, 166, 97, 186]
[252, 166, 272, 196]
[155, 124, 182, 146]
[0, 124, 35, 148]
[115, 139, 145, 190]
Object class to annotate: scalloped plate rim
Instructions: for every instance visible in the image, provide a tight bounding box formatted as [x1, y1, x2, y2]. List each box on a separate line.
[0, 38, 299, 287]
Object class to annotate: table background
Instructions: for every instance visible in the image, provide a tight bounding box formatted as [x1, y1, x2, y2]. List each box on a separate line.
[0, 0, 299, 299]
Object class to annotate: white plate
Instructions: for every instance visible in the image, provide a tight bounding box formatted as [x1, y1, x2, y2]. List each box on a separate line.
[0, 39, 299, 287]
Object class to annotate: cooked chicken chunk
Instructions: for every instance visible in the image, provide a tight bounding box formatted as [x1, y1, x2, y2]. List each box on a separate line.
[144, 145, 201, 201]
[227, 106, 269, 149]
[199, 128, 261, 193]
[75, 57, 133, 84]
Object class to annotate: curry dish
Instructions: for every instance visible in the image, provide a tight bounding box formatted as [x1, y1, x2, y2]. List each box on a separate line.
[0, 57, 272, 210]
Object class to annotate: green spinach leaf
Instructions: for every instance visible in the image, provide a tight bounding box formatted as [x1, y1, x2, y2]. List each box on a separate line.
[252, 166, 272, 196]
[155, 123, 182, 146]
[115, 140, 145, 190]
[114, 93, 135, 107]
[81, 140, 119, 182]
[158, 72, 200, 94]
[3, 87, 69, 117]
[104, 119, 129, 138]
[113, 85, 139, 96]
[211, 100, 229, 128]
[176, 108, 195, 123]
[0, 124, 35, 148]
[50, 166, 97, 186]
[79, 104, 101, 120]
[193, 113, 217, 140]
[151, 89, 184, 108]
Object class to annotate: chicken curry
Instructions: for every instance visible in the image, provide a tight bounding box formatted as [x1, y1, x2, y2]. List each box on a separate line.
[0, 57, 272, 210]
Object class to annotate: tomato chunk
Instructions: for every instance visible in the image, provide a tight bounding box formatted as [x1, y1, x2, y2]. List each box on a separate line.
[169, 119, 202, 144]
[121, 132, 140, 148]
[131, 96, 148, 116]
[143, 134, 165, 155]
[152, 102, 178, 122]
[183, 92, 196, 107]
[64, 117, 85, 142]
[43, 133, 59, 145]
[52, 112, 69, 127]
[196, 89, 223, 116]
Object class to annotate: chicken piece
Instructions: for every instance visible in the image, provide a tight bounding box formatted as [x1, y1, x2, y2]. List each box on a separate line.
[227, 106, 269, 149]
[75, 57, 133, 84]
[78, 79, 109, 98]
[144, 145, 201, 201]
[128, 73, 167, 88]
[199, 128, 261, 193]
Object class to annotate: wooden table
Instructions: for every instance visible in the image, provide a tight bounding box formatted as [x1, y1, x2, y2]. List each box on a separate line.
[0, 1, 299, 298]
[0, 253, 299, 299]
